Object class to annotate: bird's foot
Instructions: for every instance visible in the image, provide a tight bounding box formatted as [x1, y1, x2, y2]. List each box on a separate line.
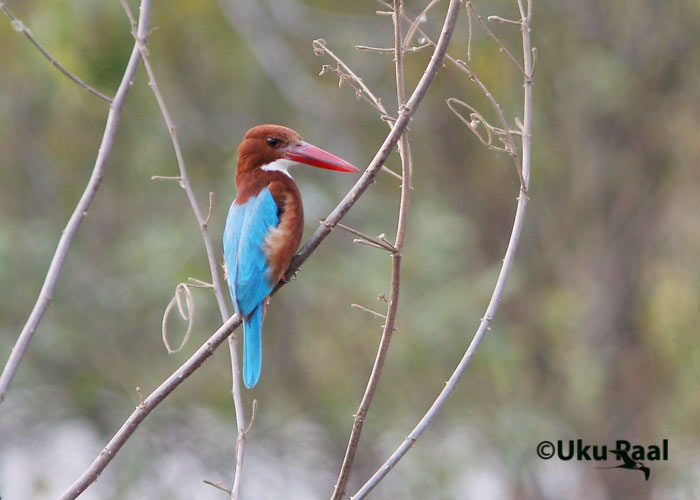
[280, 270, 299, 284]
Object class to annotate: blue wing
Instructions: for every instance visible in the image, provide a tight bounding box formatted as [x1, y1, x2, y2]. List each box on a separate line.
[223, 188, 279, 388]
[223, 187, 279, 316]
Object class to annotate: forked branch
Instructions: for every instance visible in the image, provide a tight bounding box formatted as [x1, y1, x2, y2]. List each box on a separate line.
[331, 0, 418, 497]
[351, 1, 534, 497]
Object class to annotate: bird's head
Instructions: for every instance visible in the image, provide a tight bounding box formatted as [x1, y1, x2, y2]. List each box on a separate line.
[237, 124, 359, 177]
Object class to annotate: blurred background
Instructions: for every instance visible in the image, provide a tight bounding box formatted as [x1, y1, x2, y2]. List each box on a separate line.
[1, 0, 699, 498]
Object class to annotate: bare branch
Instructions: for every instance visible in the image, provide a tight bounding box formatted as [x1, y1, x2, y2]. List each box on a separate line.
[331, 0, 420, 496]
[355, 45, 395, 53]
[381, 165, 403, 181]
[188, 277, 213, 288]
[403, 0, 441, 53]
[0, 3, 113, 103]
[314, 39, 389, 117]
[354, 238, 392, 251]
[352, 2, 534, 497]
[447, 98, 522, 158]
[447, 98, 493, 145]
[466, 2, 525, 75]
[204, 192, 215, 227]
[385, 0, 526, 190]
[244, 399, 258, 435]
[333, 222, 398, 253]
[356, 43, 431, 56]
[57, 313, 243, 500]
[282, 0, 459, 287]
[488, 15, 521, 25]
[202, 480, 232, 495]
[151, 175, 183, 182]
[351, 304, 387, 320]
[0, 0, 152, 403]
[452, 59, 524, 189]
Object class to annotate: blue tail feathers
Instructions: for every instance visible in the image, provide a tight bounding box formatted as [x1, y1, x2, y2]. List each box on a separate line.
[242, 305, 263, 388]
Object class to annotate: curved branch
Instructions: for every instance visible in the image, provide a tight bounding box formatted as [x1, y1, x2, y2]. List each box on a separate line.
[0, 2, 112, 103]
[0, 0, 152, 402]
[331, 0, 417, 497]
[351, 2, 534, 498]
[57, 314, 242, 500]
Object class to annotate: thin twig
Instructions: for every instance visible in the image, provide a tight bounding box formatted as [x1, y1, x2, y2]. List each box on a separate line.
[202, 480, 233, 495]
[0, 0, 152, 403]
[244, 399, 258, 435]
[204, 192, 215, 227]
[59, 1, 460, 495]
[488, 15, 521, 25]
[0, 3, 112, 103]
[188, 277, 214, 288]
[355, 45, 395, 53]
[352, 2, 534, 497]
[351, 304, 387, 320]
[354, 239, 391, 251]
[447, 98, 523, 159]
[452, 58, 525, 188]
[466, 2, 525, 75]
[314, 39, 389, 117]
[381, 165, 403, 181]
[403, 0, 441, 53]
[331, 0, 417, 497]
[334, 222, 398, 253]
[356, 43, 433, 55]
[151, 175, 182, 182]
[383, 0, 525, 190]
[119, 1, 247, 497]
[281, 0, 458, 287]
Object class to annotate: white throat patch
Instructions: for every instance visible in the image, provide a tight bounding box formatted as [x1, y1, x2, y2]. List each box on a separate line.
[261, 159, 295, 179]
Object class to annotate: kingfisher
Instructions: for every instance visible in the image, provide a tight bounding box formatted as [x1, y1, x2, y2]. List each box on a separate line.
[223, 125, 359, 388]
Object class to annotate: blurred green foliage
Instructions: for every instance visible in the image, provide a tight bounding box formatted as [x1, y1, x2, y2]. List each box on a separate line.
[1, 0, 699, 498]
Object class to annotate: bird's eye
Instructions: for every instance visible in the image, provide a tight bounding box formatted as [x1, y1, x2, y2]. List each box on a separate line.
[267, 137, 280, 147]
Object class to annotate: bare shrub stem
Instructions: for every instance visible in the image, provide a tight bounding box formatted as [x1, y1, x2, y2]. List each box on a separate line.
[331, 0, 417, 497]
[351, 2, 534, 497]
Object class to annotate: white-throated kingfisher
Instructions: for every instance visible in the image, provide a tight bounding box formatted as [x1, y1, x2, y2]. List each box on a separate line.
[223, 125, 359, 388]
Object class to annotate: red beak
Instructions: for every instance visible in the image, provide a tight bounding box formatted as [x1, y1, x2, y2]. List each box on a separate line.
[282, 141, 359, 173]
